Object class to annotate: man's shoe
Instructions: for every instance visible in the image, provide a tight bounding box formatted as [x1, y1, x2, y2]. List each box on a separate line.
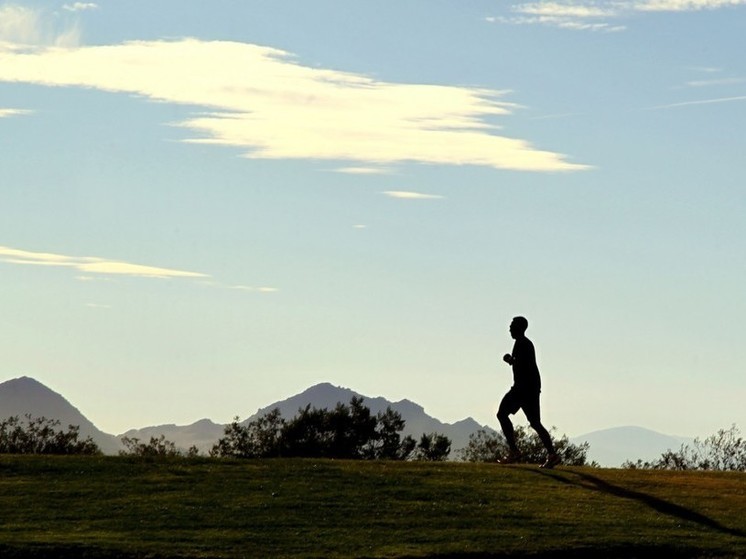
[497, 450, 522, 464]
[540, 453, 561, 469]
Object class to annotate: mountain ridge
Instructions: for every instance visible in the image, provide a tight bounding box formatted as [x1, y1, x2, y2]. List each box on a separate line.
[243, 382, 493, 456]
[0, 376, 697, 465]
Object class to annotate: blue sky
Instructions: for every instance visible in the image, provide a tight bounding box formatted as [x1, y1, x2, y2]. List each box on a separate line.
[1, 0, 744, 438]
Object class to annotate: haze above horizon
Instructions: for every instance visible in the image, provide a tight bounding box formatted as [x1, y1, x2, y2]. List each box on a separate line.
[1, 0, 744, 437]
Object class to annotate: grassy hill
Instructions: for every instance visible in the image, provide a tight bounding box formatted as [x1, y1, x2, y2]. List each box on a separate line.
[0, 456, 743, 558]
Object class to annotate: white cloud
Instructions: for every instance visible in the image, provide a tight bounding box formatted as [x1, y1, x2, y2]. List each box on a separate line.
[512, 2, 617, 17]
[488, 14, 625, 32]
[63, 3, 98, 12]
[334, 166, 394, 175]
[632, 0, 746, 10]
[0, 4, 80, 47]
[0, 38, 587, 172]
[0, 108, 32, 118]
[495, 0, 746, 30]
[227, 284, 278, 293]
[383, 191, 445, 200]
[0, 245, 208, 279]
[198, 280, 279, 293]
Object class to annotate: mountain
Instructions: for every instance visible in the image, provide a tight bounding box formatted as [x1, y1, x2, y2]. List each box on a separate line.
[120, 418, 225, 454]
[244, 382, 493, 456]
[571, 426, 693, 467]
[0, 376, 121, 454]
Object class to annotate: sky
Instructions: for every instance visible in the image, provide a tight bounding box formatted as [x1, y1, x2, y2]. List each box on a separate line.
[1, 0, 744, 438]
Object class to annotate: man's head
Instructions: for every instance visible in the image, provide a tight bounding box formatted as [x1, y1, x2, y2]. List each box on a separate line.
[510, 316, 528, 339]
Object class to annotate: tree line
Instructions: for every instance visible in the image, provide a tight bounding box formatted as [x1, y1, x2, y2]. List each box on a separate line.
[2, 406, 744, 471]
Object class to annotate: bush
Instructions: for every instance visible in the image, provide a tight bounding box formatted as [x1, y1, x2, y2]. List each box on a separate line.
[413, 433, 451, 461]
[459, 425, 593, 466]
[211, 397, 451, 461]
[0, 415, 100, 455]
[623, 424, 745, 471]
[120, 435, 199, 458]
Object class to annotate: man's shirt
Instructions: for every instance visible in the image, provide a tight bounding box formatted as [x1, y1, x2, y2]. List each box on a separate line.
[511, 336, 542, 393]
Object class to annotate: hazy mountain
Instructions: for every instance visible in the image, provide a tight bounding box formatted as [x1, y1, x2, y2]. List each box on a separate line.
[244, 382, 493, 455]
[0, 376, 121, 454]
[571, 426, 693, 467]
[120, 418, 225, 454]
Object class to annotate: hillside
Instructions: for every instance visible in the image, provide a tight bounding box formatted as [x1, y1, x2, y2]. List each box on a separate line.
[0, 377, 121, 454]
[0, 456, 743, 558]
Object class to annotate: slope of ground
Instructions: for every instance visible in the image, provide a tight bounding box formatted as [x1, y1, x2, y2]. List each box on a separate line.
[0, 456, 743, 558]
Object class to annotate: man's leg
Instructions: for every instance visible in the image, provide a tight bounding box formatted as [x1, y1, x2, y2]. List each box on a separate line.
[523, 392, 554, 452]
[523, 393, 560, 468]
[497, 390, 521, 454]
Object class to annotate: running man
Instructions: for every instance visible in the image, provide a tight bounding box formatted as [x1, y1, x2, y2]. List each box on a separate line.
[497, 316, 561, 469]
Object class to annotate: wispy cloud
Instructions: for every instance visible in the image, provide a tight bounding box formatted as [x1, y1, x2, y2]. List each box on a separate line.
[0, 4, 80, 47]
[633, 0, 746, 11]
[0, 245, 207, 279]
[334, 166, 394, 175]
[63, 3, 98, 12]
[492, 0, 746, 31]
[684, 77, 746, 88]
[644, 95, 746, 110]
[0, 108, 32, 118]
[198, 280, 278, 293]
[383, 191, 445, 200]
[0, 35, 587, 172]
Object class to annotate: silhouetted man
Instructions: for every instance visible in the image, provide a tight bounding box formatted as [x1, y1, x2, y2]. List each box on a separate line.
[497, 316, 560, 469]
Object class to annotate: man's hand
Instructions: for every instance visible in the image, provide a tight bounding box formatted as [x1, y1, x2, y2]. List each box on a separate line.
[503, 354, 513, 365]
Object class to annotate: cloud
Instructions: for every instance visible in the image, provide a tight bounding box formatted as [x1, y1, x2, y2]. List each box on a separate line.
[0, 37, 587, 172]
[0, 4, 80, 47]
[63, 3, 98, 12]
[334, 166, 394, 175]
[493, 0, 746, 31]
[198, 280, 278, 293]
[632, 0, 746, 11]
[684, 77, 745, 87]
[644, 95, 746, 110]
[0, 108, 32, 118]
[0, 245, 208, 279]
[225, 284, 278, 293]
[383, 191, 445, 200]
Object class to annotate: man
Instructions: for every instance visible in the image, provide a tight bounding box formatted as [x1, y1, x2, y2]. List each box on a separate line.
[497, 316, 561, 469]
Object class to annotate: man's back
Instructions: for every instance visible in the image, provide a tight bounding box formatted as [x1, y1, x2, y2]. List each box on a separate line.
[511, 336, 541, 392]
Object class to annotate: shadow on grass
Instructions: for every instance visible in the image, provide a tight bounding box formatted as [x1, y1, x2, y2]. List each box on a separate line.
[0, 545, 180, 559]
[528, 468, 746, 539]
[399, 545, 736, 558]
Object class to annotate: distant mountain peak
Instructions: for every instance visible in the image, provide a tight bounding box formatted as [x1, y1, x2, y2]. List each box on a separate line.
[391, 398, 424, 414]
[0, 376, 121, 454]
[242, 382, 491, 456]
[3, 375, 51, 391]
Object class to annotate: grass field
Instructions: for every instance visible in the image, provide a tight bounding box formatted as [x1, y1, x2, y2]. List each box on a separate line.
[0, 455, 744, 558]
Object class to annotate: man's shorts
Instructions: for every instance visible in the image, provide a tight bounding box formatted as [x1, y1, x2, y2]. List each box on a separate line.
[499, 387, 542, 424]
